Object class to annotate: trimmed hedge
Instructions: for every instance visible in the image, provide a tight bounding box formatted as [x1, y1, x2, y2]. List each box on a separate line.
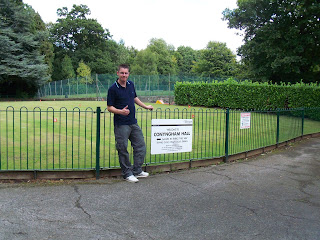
[174, 78, 320, 113]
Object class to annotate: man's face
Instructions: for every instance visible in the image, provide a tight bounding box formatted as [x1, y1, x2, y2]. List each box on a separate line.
[117, 67, 129, 82]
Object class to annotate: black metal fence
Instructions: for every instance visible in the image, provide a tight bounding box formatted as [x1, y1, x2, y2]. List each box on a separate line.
[1, 106, 320, 176]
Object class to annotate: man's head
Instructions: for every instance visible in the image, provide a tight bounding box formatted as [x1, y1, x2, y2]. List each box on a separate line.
[117, 64, 130, 83]
[118, 64, 130, 72]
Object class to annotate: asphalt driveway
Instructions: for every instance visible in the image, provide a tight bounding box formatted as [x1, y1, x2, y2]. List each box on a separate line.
[0, 137, 319, 240]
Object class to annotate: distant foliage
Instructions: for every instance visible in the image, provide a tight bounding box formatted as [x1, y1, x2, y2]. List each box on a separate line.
[0, 0, 48, 97]
[192, 41, 237, 78]
[223, 0, 320, 84]
[76, 60, 93, 84]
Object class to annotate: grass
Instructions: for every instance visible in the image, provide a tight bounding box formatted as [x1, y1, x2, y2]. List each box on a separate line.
[0, 100, 320, 171]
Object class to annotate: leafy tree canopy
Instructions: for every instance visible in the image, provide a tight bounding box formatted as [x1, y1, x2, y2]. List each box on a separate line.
[131, 48, 158, 75]
[61, 55, 75, 79]
[223, 0, 320, 83]
[52, 4, 111, 51]
[175, 46, 200, 76]
[77, 60, 93, 83]
[146, 38, 178, 75]
[192, 41, 237, 78]
[0, 0, 48, 97]
[49, 4, 117, 78]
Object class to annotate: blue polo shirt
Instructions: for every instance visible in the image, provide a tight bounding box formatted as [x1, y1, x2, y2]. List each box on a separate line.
[107, 80, 138, 126]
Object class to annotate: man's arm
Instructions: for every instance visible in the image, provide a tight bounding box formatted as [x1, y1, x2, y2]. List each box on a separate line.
[107, 105, 130, 116]
[134, 97, 153, 110]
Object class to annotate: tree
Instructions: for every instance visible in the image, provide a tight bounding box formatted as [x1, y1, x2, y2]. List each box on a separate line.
[223, 0, 320, 83]
[0, 0, 48, 97]
[115, 39, 136, 67]
[39, 38, 54, 81]
[52, 4, 111, 52]
[175, 46, 200, 76]
[26, 5, 54, 81]
[125, 46, 139, 68]
[147, 38, 178, 75]
[49, 4, 115, 79]
[192, 41, 237, 78]
[76, 60, 93, 83]
[131, 49, 158, 75]
[61, 55, 75, 80]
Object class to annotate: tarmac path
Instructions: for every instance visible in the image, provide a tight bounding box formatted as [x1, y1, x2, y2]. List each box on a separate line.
[0, 137, 319, 240]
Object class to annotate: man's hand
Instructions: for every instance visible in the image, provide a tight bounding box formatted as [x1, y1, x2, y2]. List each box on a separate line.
[120, 105, 130, 115]
[145, 105, 153, 111]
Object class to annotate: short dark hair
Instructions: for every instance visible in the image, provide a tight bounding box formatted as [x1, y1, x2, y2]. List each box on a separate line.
[118, 64, 130, 71]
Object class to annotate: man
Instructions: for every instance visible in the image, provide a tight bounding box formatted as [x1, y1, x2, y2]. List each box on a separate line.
[107, 64, 153, 183]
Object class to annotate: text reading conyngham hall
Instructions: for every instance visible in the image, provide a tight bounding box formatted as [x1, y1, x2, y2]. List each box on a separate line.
[151, 119, 193, 155]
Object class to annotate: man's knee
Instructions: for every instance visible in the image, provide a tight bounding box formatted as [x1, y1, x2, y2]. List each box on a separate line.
[116, 142, 128, 152]
[133, 144, 146, 157]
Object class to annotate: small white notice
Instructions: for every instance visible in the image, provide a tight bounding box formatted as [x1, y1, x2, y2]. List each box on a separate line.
[240, 112, 251, 129]
[151, 119, 193, 154]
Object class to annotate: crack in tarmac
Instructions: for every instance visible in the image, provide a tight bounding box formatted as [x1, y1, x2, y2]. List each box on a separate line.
[73, 185, 93, 223]
[204, 169, 233, 181]
[167, 175, 208, 194]
[235, 203, 257, 215]
[279, 213, 320, 223]
[72, 186, 135, 239]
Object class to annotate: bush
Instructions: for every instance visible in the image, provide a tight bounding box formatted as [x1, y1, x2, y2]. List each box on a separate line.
[174, 79, 320, 111]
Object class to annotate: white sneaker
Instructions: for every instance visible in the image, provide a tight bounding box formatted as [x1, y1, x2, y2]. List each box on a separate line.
[125, 175, 139, 183]
[136, 171, 149, 178]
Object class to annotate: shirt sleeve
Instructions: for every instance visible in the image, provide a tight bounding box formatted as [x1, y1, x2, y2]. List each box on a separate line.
[107, 87, 115, 106]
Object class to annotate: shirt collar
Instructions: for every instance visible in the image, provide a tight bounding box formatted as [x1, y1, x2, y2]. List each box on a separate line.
[115, 80, 130, 88]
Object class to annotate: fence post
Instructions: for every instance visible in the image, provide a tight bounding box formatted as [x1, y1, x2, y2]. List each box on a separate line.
[95, 107, 101, 179]
[224, 108, 229, 163]
[96, 74, 99, 100]
[68, 79, 70, 96]
[301, 108, 305, 136]
[149, 76, 151, 96]
[86, 76, 88, 97]
[60, 80, 63, 96]
[48, 83, 52, 96]
[276, 109, 280, 146]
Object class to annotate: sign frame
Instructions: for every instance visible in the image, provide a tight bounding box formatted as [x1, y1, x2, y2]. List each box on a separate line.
[240, 112, 251, 129]
[151, 119, 193, 155]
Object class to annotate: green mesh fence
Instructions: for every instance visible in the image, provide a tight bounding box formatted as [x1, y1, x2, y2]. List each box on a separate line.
[38, 74, 228, 99]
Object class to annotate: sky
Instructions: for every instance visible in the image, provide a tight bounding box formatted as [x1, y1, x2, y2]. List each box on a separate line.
[23, 0, 243, 55]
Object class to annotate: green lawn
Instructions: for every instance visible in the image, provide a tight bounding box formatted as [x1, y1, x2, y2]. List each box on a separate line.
[0, 101, 319, 171]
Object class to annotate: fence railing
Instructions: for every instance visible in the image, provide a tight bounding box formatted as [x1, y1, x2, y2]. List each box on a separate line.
[1, 107, 320, 177]
[38, 74, 230, 99]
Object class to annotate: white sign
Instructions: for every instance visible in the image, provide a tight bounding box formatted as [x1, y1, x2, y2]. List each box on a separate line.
[151, 119, 193, 154]
[240, 112, 251, 129]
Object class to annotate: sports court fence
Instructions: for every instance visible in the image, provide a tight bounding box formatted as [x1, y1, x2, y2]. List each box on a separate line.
[0, 106, 320, 179]
[38, 74, 229, 99]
